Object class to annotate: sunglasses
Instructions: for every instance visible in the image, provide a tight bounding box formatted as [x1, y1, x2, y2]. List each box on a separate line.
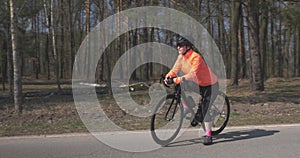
[177, 44, 186, 48]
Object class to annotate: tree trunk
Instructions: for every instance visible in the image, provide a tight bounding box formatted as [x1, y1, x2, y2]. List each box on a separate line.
[85, 0, 92, 81]
[60, 0, 65, 79]
[43, 0, 51, 80]
[269, 0, 275, 77]
[117, 0, 123, 80]
[230, 1, 241, 85]
[247, 0, 264, 91]
[9, 0, 23, 113]
[33, 1, 40, 79]
[86, 0, 90, 33]
[277, 1, 283, 77]
[259, 0, 269, 79]
[205, 0, 215, 70]
[50, 0, 61, 91]
[283, 26, 292, 78]
[1, 54, 7, 91]
[5, 6, 14, 95]
[68, 0, 75, 79]
[4, 24, 13, 94]
[238, 4, 247, 78]
[216, 0, 225, 67]
[296, 26, 300, 76]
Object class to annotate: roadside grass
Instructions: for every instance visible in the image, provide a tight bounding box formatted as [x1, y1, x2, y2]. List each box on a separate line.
[0, 78, 300, 137]
[0, 121, 86, 137]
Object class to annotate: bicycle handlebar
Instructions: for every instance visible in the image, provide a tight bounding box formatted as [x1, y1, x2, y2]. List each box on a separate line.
[160, 74, 180, 88]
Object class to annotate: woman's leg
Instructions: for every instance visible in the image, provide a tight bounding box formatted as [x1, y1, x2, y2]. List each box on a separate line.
[201, 83, 219, 145]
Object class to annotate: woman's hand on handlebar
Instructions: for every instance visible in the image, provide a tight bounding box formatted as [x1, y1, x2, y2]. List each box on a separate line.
[160, 74, 175, 87]
[164, 77, 174, 85]
[164, 76, 185, 85]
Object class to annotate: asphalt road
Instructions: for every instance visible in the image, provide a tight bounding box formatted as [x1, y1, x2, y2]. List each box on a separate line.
[0, 124, 300, 158]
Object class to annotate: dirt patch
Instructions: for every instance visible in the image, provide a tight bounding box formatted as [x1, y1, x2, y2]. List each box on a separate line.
[0, 78, 300, 137]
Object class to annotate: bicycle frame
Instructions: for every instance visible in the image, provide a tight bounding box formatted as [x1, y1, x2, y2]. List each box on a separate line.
[164, 84, 195, 121]
[164, 95, 178, 121]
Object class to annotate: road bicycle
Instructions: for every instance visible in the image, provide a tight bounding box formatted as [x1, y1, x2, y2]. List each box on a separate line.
[150, 75, 230, 146]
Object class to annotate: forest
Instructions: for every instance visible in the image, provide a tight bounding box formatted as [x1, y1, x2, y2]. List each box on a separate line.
[1, 0, 300, 112]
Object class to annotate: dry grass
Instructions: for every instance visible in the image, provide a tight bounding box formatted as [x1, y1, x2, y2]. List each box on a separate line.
[0, 77, 300, 136]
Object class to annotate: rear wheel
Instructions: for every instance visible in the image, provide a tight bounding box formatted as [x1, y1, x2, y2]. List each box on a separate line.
[150, 94, 183, 146]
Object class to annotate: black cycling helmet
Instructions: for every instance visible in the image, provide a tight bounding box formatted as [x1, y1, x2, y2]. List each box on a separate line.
[177, 36, 194, 48]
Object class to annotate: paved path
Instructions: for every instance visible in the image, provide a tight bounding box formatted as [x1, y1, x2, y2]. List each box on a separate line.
[0, 124, 300, 158]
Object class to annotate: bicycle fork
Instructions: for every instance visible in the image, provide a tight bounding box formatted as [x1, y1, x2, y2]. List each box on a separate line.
[164, 97, 179, 121]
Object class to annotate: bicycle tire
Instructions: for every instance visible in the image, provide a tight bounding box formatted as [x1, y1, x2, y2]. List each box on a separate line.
[202, 91, 230, 136]
[150, 94, 184, 146]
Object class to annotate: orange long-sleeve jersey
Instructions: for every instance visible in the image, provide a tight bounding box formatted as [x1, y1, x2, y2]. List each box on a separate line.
[166, 49, 218, 86]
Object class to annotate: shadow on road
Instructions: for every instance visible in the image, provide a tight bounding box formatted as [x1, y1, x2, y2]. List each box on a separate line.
[214, 129, 280, 144]
[165, 137, 200, 147]
[165, 129, 279, 147]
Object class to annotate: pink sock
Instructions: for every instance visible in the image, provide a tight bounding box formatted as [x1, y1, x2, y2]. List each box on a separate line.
[205, 130, 212, 137]
[182, 100, 188, 109]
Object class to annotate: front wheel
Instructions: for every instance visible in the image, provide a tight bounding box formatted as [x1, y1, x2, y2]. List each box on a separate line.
[150, 94, 184, 146]
[202, 91, 230, 136]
